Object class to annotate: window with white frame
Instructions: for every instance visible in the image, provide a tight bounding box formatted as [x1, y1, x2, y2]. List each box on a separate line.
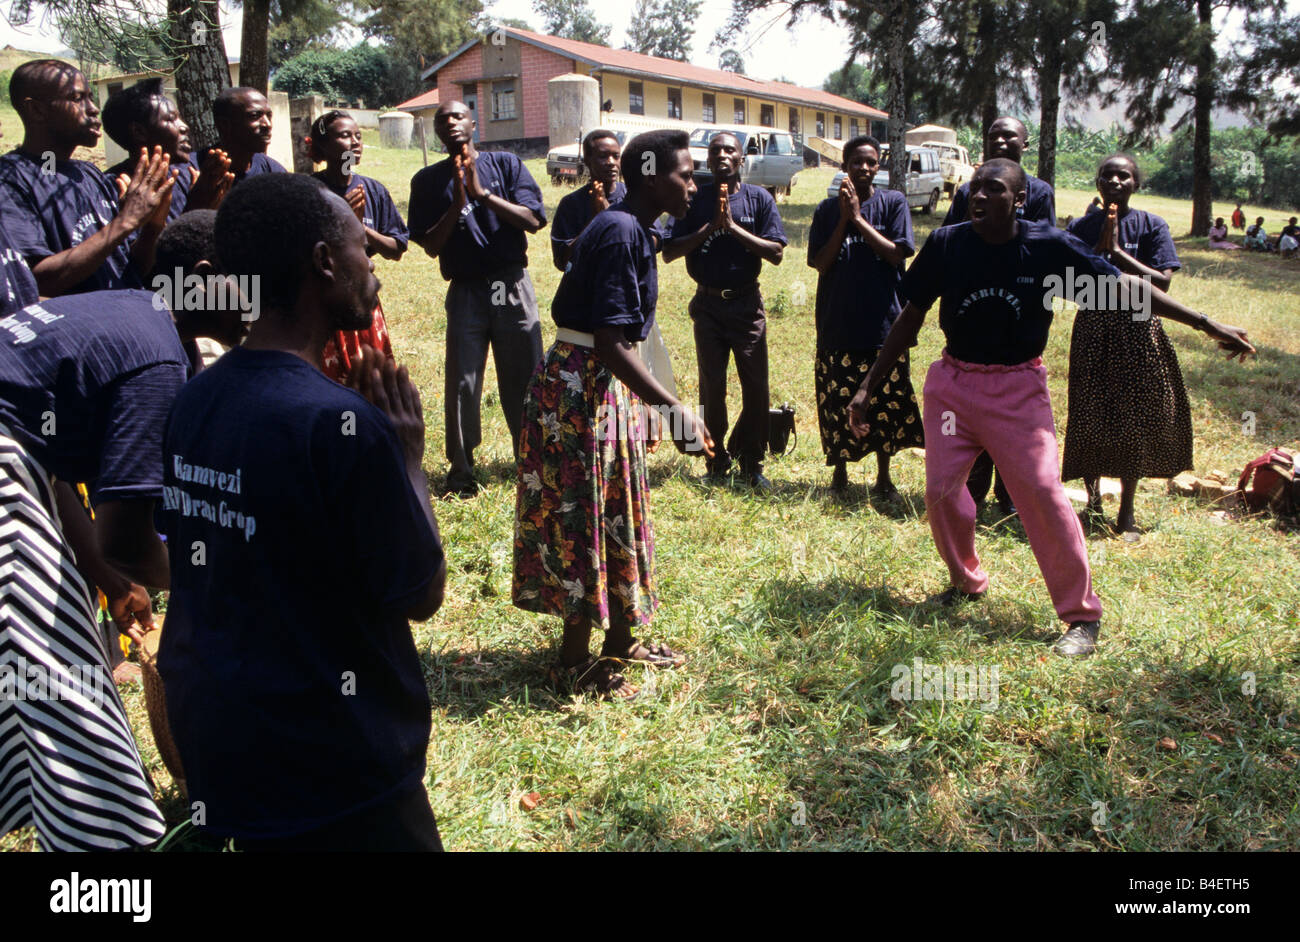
[491, 81, 516, 120]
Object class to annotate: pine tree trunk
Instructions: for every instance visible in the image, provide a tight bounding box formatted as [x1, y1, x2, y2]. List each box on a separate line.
[1189, 0, 1215, 236]
[168, 0, 231, 151]
[886, 0, 908, 192]
[240, 0, 272, 94]
[980, 91, 999, 153]
[1037, 33, 1062, 189]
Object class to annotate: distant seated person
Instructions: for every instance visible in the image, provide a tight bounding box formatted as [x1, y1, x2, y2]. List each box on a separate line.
[1085, 196, 1102, 215]
[1243, 216, 1270, 251]
[0, 59, 173, 296]
[102, 78, 234, 220]
[191, 87, 286, 186]
[1207, 217, 1239, 250]
[1278, 216, 1300, 257]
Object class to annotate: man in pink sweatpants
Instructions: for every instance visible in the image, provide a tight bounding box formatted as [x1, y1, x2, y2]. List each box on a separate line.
[921, 352, 1099, 624]
[849, 159, 1254, 656]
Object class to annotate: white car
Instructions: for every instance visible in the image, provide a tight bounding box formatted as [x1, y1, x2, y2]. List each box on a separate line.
[826, 145, 945, 214]
[688, 125, 802, 195]
[920, 141, 975, 197]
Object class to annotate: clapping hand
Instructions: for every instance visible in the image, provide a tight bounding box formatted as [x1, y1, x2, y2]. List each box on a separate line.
[590, 179, 609, 215]
[711, 183, 731, 232]
[189, 148, 234, 210]
[345, 184, 366, 222]
[117, 147, 174, 232]
[460, 153, 488, 201]
[1097, 203, 1118, 254]
[347, 346, 426, 468]
[839, 176, 860, 221]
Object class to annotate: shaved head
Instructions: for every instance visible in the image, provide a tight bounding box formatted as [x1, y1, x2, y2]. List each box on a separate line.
[989, 116, 1027, 140]
[974, 157, 1026, 195]
[10, 59, 81, 113]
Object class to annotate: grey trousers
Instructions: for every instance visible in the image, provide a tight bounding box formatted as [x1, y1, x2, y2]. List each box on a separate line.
[444, 269, 543, 483]
[689, 286, 770, 474]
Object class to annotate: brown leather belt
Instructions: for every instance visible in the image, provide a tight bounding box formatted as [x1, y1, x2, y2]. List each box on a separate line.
[695, 283, 759, 300]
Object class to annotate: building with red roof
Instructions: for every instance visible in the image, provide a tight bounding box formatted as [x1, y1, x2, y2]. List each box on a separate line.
[421, 27, 887, 155]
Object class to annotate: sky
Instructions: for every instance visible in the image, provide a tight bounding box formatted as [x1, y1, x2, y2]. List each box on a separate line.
[0, 0, 851, 87]
[1, 0, 1294, 100]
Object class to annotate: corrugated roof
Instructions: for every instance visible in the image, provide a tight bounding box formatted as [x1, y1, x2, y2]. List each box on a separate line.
[397, 88, 440, 110]
[424, 28, 886, 119]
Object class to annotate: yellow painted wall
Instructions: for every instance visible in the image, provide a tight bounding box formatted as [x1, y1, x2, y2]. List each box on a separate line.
[596, 74, 869, 139]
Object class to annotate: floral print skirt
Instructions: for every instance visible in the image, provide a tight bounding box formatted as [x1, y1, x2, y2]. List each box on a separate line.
[816, 349, 924, 465]
[512, 341, 658, 630]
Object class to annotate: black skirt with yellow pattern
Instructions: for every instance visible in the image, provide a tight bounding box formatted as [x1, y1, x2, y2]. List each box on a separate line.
[815, 349, 924, 465]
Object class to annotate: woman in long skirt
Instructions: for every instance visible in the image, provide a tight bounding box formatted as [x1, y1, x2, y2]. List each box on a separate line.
[808, 137, 923, 495]
[513, 131, 712, 700]
[1064, 154, 1190, 538]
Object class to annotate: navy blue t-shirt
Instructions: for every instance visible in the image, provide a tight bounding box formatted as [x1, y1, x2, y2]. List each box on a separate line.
[669, 181, 787, 290]
[1067, 208, 1180, 274]
[944, 173, 1057, 227]
[0, 289, 187, 502]
[108, 157, 193, 223]
[157, 346, 443, 839]
[0, 223, 40, 316]
[552, 202, 659, 343]
[0, 150, 142, 293]
[551, 180, 627, 270]
[899, 220, 1121, 365]
[407, 151, 546, 281]
[190, 148, 286, 185]
[808, 187, 914, 351]
[312, 171, 409, 256]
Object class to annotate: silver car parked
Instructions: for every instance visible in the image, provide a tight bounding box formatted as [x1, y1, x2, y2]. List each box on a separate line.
[826, 145, 945, 214]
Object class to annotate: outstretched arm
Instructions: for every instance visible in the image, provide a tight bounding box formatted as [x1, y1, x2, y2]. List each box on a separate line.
[1128, 274, 1254, 360]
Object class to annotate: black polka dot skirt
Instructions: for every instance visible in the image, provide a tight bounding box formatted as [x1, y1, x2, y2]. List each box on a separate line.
[1061, 310, 1193, 481]
[816, 349, 924, 466]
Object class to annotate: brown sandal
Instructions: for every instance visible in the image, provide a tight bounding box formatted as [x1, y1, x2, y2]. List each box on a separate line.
[610, 639, 686, 668]
[549, 656, 640, 701]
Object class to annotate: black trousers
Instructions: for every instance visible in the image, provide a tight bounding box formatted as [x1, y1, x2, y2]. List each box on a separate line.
[236, 785, 443, 852]
[689, 286, 769, 474]
[966, 450, 1013, 509]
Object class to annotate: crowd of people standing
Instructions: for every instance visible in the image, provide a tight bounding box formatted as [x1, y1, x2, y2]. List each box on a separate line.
[0, 57, 1258, 852]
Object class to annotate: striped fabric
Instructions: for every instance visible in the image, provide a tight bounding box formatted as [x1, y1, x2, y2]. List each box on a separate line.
[0, 426, 165, 850]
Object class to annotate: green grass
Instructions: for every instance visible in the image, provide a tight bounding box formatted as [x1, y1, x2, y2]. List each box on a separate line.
[3, 126, 1299, 852]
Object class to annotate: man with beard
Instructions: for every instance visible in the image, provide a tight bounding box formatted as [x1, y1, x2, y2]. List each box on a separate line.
[408, 99, 545, 497]
[190, 87, 287, 186]
[665, 131, 786, 489]
[943, 117, 1056, 518]
[102, 78, 235, 220]
[157, 175, 447, 850]
[848, 159, 1253, 657]
[0, 59, 173, 296]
